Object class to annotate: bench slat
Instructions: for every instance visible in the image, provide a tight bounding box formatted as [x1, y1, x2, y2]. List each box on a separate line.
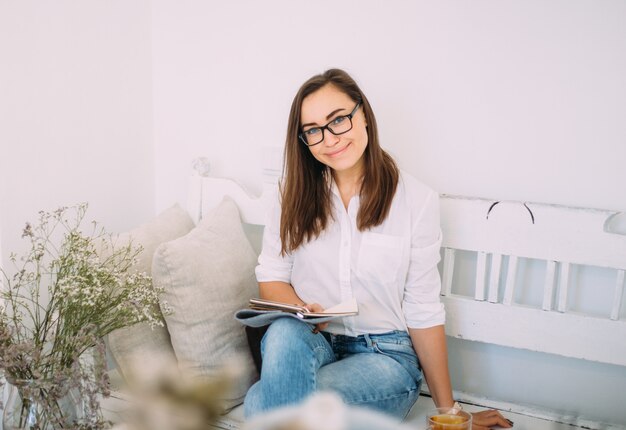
[557, 263, 570, 313]
[488, 253, 502, 303]
[611, 270, 625, 321]
[503, 255, 518, 306]
[443, 296, 626, 366]
[542, 260, 556, 311]
[475, 252, 487, 301]
[442, 248, 456, 296]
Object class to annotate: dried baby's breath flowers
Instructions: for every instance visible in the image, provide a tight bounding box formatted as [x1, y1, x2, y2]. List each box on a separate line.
[0, 203, 168, 428]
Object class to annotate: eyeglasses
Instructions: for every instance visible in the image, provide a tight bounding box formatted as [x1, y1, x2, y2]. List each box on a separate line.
[299, 102, 362, 147]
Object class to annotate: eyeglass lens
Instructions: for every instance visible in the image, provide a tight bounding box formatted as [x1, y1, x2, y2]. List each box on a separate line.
[303, 116, 353, 146]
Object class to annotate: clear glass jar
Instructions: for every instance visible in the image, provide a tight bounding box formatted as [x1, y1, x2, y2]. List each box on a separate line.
[2, 378, 83, 430]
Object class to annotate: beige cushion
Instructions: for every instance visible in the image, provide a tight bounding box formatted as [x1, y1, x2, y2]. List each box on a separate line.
[152, 197, 258, 411]
[107, 204, 195, 380]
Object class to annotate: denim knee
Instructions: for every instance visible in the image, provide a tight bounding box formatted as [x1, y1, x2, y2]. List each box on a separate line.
[261, 318, 314, 355]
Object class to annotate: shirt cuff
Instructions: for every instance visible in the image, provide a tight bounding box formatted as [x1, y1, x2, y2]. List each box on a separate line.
[255, 263, 291, 284]
[403, 301, 446, 329]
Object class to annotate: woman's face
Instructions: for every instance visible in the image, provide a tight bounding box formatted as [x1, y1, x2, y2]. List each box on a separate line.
[300, 84, 368, 177]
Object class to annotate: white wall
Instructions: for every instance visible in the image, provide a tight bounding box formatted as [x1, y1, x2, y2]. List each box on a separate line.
[152, 0, 626, 213]
[0, 1, 154, 269]
[151, 0, 626, 426]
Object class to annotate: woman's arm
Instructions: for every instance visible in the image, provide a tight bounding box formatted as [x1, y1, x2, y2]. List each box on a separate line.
[410, 320, 516, 428]
[259, 281, 305, 305]
[403, 189, 452, 405]
[408, 324, 454, 408]
[409, 326, 513, 429]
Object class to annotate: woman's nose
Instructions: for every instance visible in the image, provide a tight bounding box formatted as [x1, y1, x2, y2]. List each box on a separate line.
[323, 129, 340, 146]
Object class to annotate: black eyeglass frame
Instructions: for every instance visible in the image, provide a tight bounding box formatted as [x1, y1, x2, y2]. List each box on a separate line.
[299, 102, 362, 147]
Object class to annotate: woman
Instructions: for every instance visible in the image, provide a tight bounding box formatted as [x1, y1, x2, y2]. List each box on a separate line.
[244, 69, 512, 429]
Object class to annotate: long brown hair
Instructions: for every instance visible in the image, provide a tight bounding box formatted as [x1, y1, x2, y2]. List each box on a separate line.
[280, 68, 399, 255]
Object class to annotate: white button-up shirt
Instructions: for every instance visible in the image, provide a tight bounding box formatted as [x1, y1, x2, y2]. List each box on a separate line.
[255, 172, 445, 336]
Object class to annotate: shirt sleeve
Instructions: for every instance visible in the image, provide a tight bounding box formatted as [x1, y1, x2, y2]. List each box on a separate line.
[402, 189, 446, 329]
[255, 193, 294, 283]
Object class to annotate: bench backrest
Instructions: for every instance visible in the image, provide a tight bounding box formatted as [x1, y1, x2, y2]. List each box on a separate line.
[440, 195, 626, 367]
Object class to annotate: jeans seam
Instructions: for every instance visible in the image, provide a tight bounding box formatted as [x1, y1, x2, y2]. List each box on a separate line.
[343, 386, 419, 404]
[375, 340, 412, 346]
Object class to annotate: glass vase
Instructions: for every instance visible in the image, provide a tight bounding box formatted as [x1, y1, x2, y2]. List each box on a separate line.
[2, 379, 83, 430]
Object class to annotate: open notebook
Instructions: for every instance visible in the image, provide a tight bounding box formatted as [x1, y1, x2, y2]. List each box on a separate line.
[248, 297, 358, 319]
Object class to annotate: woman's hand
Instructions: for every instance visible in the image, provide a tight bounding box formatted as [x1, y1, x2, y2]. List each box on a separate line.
[471, 409, 513, 429]
[305, 303, 328, 333]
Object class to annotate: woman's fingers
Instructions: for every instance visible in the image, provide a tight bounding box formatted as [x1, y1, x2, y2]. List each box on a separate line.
[305, 303, 328, 334]
[305, 303, 324, 312]
[471, 409, 513, 429]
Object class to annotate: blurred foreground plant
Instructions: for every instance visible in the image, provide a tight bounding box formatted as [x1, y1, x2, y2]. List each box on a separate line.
[0, 203, 169, 429]
[112, 357, 230, 430]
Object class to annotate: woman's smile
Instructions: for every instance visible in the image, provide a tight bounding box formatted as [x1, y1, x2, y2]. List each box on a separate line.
[326, 143, 351, 157]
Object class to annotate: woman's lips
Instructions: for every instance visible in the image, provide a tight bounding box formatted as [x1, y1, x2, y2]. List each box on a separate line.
[326, 143, 350, 157]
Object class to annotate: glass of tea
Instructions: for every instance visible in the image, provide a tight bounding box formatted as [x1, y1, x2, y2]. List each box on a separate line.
[427, 406, 472, 429]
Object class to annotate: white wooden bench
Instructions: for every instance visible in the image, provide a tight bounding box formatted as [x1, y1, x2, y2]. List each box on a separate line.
[185, 160, 626, 430]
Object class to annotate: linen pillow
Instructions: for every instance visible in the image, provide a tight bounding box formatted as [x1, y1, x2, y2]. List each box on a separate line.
[107, 204, 195, 381]
[152, 197, 259, 411]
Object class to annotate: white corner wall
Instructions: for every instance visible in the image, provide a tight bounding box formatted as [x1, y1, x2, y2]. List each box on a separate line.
[0, 0, 155, 267]
[151, 0, 626, 426]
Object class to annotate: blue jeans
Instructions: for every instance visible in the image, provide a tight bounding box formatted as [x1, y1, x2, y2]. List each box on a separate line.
[243, 318, 423, 419]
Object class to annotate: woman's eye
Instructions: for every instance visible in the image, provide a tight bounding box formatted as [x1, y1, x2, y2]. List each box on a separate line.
[332, 116, 347, 125]
[304, 128, 321, 136]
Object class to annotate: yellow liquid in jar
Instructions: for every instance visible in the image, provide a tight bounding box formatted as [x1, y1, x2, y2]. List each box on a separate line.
[430, 414, 469, 428]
